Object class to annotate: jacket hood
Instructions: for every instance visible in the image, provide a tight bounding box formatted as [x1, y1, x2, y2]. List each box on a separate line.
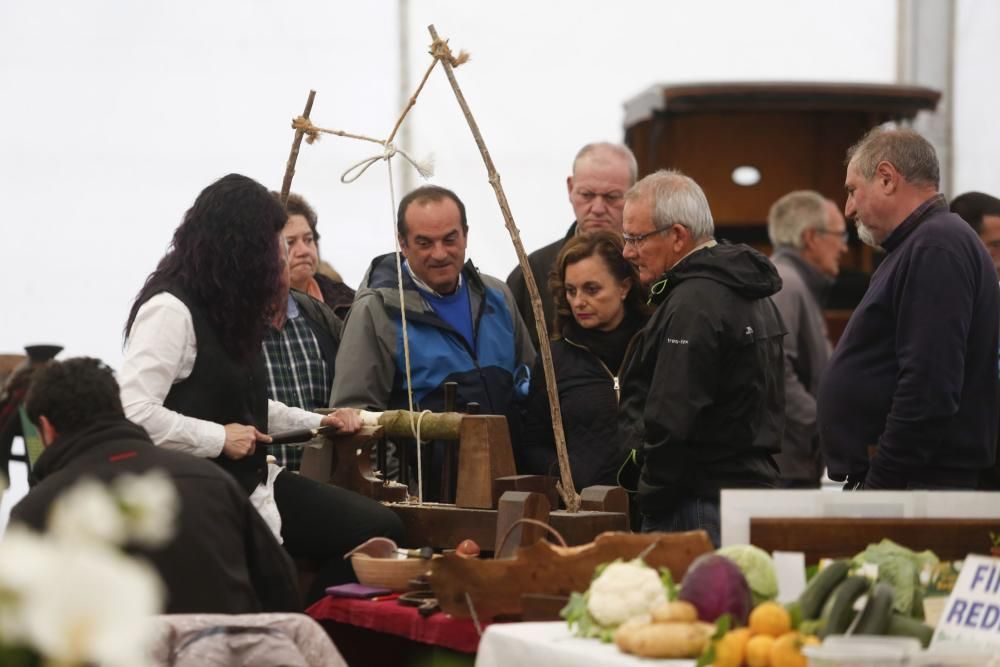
[355, 253, 485, 322]
[32, 415, 153, 481]
[650, 242, 782, 304]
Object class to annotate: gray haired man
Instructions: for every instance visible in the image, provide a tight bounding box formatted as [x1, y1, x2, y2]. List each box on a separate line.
[617, 170, 786, 546]
[767, 191, 848, 487]
[818, 128, 999, 490]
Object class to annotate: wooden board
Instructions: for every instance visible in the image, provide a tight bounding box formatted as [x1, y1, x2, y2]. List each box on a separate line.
[455, 415, 516, 508]
[495, 491, 551, 559]
[750, 517, 1000, 564]
[388, 503, 628, 551]
[492, 474, 560, 510]
[429, 531, 714, 621]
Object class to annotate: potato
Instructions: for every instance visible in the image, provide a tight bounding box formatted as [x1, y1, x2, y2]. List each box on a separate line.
[622, 621, 712, 659]
[613, 617, 649, 653]
[651, 600, 699, 623]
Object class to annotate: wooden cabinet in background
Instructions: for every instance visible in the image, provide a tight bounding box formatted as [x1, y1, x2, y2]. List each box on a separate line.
[622, 82, 940, 340]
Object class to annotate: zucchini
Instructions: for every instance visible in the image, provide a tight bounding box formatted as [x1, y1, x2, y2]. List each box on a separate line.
[819, 575, 870, 638]
[849, 582, 895, 636]
[799, 559, 850, 620]
[885, 612, 933, 648]
[911, 585, 925, 620]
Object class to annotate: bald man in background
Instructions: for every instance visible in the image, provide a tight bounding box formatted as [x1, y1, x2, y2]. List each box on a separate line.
[507, 142, 637, 349]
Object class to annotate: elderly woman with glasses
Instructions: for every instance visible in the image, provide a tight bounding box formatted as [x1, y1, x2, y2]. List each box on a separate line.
[518, 231, 649, 493]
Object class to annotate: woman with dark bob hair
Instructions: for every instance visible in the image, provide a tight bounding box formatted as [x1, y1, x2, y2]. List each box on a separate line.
[519, 230, 648, 492]
[120, 174, 403, 605]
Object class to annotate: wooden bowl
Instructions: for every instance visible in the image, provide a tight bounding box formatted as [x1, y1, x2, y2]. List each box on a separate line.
[350, 554, 437, 592]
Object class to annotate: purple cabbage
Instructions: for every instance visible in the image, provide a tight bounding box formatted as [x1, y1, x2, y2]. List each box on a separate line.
[678, 553, 753, 626]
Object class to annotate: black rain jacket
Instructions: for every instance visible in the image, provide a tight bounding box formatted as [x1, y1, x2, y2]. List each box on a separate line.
[618, 242, 786, 512]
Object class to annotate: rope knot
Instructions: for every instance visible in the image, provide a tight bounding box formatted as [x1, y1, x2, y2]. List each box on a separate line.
[341, 143, 434, 184]
[292, 116, 320, 144]
[429, 37, 470, 68]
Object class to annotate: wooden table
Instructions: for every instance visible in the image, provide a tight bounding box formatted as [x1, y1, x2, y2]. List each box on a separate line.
[307, 595, 487, 667]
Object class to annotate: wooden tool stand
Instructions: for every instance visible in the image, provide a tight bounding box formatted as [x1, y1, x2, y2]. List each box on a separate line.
[301, 412, 629, 551]
[300, 425, 408, 503]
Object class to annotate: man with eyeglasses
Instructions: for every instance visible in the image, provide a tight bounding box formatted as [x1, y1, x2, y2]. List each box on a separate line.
[818, 128, 999, 491]
[766, 191, 848, 488]
[507, 142, 637, 349]
[617, 170, 786, 547]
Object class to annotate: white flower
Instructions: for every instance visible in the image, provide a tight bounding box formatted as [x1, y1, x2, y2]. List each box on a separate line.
[0, 473, 174, 667]
[18, 540, 163, 667]
[48, 478, 127, 546]
[113, 470, 179, 548]
[0, 526, 59, 643]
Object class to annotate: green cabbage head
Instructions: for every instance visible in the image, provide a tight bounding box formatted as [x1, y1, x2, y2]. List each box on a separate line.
[717, 544, 778, 606]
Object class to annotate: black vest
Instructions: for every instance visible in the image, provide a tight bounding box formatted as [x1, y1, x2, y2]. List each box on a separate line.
[162, 287, 269, 495]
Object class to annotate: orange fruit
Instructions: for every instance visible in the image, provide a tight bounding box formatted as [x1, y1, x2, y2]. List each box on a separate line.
[713, 628, 751, 667]
[770, 632, 808, 667]
[749, 601, 792, 638]
[746, 633, 775, 667]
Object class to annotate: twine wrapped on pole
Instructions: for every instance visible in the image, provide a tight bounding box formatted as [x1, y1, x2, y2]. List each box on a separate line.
[359, 409, 464, 440]
[279, 89, 316, 205]
[426, 25, 581, 513]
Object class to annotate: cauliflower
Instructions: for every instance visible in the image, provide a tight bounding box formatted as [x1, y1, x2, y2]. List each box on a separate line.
[586, 560, 668, 627]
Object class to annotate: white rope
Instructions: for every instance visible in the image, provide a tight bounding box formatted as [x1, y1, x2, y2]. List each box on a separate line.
[384, 154, 434, 505]
[342, 142, 433, 184]
[331, 134, 430, 504]
[465, 592, 483, 637]
[412, 409, 431, 505]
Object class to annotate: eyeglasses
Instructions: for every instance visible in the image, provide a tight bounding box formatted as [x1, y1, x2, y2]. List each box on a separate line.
[622, 228, 670, 248]
[817, 229, 850, 244]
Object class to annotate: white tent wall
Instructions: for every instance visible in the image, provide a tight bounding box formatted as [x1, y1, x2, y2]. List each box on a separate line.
[0, 0, 994, 371]
[953, 0, 1000, 197]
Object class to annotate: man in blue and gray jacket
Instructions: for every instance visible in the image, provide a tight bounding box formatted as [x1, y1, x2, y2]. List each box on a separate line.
[330, 185, 535, 497]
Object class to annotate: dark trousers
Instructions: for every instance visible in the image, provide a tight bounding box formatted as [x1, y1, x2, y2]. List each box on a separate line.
[274, 471, 405, 604]
[641, 496, 721, 548]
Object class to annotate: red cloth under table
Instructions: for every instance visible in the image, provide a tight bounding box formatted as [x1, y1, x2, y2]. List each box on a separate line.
[307, 595, 489, 654]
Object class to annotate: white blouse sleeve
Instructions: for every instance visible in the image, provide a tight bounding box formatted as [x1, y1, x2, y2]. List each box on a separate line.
[267, 400, 324, 435]
[119, 292, 226, 458]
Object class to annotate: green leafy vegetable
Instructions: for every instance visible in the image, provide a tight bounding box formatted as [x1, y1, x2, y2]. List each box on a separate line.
[694, 614, 733, 667]
[659, 567, 677, 601]
[717, 544, 778, 606]
[851, 539, 939, 617]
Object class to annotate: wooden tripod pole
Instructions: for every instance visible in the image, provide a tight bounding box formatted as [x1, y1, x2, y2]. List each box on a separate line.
[427, 25, 581, 512]
[280, 89, 317, 205]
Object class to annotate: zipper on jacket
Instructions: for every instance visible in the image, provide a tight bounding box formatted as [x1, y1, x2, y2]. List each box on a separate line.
[562, 329, 641, 404]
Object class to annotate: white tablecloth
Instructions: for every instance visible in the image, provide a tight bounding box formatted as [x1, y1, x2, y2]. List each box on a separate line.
[475, 621, 696, 667]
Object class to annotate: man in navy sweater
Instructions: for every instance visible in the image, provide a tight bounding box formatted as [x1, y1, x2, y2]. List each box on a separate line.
[818, 128, 999, 490]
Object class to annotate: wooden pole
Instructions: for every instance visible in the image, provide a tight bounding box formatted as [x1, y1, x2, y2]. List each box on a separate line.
[280, 89, 317, 205]
[427, 25, 580, 512]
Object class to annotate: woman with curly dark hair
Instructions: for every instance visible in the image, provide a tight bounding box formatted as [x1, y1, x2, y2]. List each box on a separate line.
[120, 173, 403, 605]
[519, 231, 649, 493]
